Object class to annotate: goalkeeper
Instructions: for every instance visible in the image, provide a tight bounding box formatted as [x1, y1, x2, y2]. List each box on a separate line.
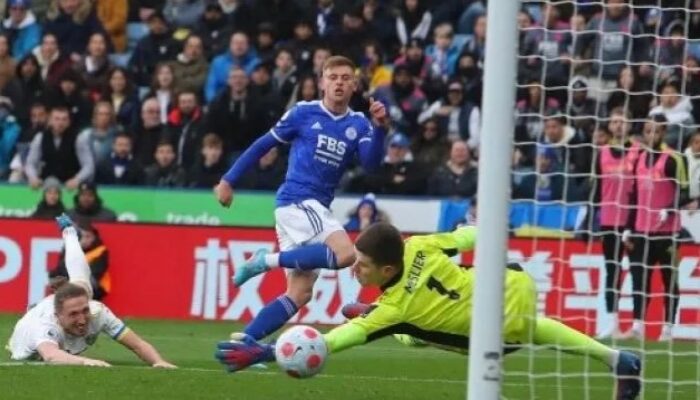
[216, 223, 641, 400]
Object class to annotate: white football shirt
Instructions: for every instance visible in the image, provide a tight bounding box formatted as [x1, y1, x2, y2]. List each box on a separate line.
[7, 295, 128, 361]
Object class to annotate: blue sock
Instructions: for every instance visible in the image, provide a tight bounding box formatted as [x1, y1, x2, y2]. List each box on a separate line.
[244, 295, 299, 340]
[279, 243, 338, 271]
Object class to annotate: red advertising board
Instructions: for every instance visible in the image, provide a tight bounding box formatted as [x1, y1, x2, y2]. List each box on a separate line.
[0, 219, 698, 340]
[0, 219, 378, 326]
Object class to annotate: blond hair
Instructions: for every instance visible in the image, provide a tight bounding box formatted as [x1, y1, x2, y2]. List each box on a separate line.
[321, 56, 356, 75]
[54, 283, 89, 312]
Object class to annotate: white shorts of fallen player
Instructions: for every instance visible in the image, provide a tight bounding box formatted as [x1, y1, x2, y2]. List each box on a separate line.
[274, 199, 345, 277]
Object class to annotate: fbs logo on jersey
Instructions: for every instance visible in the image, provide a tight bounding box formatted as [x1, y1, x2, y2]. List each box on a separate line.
[311, 122, 323, 130]
[316, 134, 347, 156]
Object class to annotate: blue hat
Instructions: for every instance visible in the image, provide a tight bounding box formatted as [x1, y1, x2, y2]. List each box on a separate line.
[8, 0, 30, 8]
[358, 193, 377, 210]
[357, 193, 378, 219]
[388, 133, 410, 148]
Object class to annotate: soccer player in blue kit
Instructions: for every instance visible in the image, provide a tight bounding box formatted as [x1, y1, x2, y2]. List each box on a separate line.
[214, 55, 389, 370]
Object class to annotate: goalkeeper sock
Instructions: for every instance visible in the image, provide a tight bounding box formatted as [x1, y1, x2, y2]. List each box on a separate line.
[243, 295, 299, 340]
[62, 227, 94, 298]
[533, 317, 619, 368]
[278, 244, 338, 270]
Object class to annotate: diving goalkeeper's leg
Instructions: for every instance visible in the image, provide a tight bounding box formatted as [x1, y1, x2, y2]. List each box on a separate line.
[533, 317, 641, 400]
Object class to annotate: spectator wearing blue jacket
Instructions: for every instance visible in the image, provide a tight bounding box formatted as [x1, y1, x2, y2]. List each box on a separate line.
[3, 0, 41, 60]
[205, 31, 259, 102]
[0, 97, 21, 179]
[425, 23, 465, 80]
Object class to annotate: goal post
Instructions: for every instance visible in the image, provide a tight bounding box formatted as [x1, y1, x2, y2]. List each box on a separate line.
[466, 0, 520, 399]
[466, 0, 700, 399]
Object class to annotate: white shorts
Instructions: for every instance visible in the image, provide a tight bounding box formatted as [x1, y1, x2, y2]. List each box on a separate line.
[275, 199, 345, 252]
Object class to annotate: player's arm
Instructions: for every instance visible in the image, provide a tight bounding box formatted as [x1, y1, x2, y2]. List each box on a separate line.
[117, 330, 176, 368]
[323, 323, 368, 353]
[625, 156, 639, 231]
[95, 303, 174, 368]
[220, 134, 280, 187]
[409, 225, 478, 256]
[324, 303, 401, 354]
[73, 130, 96, 186]
[358, 98, 389, 173]
[216, 106, 300, 206]
[36, 342, 110, 367]
[589, 150, 602, 205]
[24, 133, 42, 187]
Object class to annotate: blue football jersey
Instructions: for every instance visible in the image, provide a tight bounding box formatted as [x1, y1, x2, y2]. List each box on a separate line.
[270, 101, 374, 208]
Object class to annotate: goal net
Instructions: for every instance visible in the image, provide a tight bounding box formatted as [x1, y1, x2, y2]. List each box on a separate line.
[503, 1, 700, 398]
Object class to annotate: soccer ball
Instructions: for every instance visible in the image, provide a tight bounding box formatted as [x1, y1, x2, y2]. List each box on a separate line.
[274, 325, 327, 378]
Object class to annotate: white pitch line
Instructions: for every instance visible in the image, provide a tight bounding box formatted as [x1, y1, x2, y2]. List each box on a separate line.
[0, 362, 465, 384]
[0, 362, 689, 394]
[142, 335, 700, 365]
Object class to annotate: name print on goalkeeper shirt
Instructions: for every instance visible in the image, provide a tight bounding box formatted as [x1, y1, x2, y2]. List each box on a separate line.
[404, 251, 426, 294]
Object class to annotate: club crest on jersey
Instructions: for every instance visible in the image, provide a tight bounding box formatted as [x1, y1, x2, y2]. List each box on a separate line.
[345, 127, 357, 140]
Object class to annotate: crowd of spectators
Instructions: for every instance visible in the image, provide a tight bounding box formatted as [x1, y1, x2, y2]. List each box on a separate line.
[0, 0, 698, 207]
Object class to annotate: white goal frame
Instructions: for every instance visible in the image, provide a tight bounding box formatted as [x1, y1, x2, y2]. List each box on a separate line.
[467, 0, 520, 399]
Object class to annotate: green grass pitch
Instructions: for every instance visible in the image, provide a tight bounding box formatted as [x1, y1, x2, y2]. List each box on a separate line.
[1, 313, 697, 400]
